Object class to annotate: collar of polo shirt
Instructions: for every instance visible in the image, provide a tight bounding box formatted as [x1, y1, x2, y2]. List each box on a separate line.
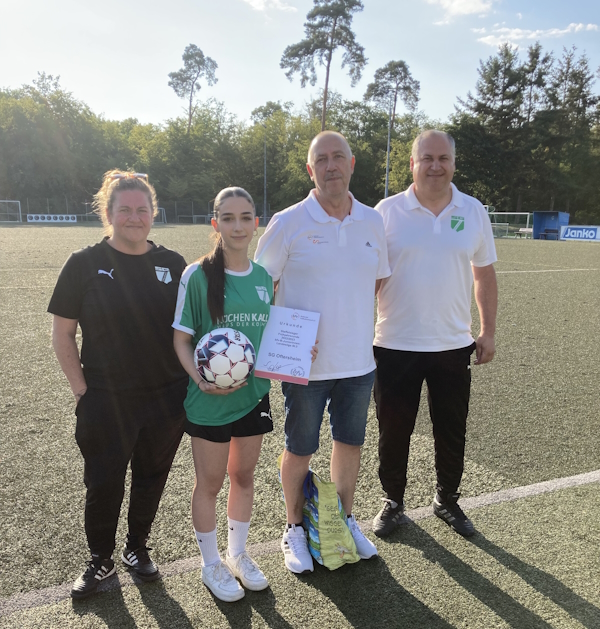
[406, 182, 464, 212]
[306, 189, 365, 223]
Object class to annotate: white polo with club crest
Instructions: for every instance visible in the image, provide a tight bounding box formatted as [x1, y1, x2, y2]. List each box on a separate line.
[374, 183, 497, 352]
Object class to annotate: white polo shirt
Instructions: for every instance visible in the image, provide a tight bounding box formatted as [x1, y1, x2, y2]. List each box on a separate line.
[374, 183, 497, 352]
[255, 190, 390, 380]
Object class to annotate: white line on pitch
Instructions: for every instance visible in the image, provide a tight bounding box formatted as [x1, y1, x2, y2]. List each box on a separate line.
[1, 468, 598, 618]
[496, 268, 598, 274]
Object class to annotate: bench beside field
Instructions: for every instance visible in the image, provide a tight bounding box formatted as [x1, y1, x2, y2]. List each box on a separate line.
[515, 227, 533, 238]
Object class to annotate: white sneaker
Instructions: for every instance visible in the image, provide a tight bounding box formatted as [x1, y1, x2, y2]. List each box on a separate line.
[281, 525, 314, 574]
[226, 551, 269, 591]
[202, 561, 245, 602]
[348, 515, 378, 559]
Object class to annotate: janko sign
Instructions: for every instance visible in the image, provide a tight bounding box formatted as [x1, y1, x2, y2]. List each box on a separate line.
[560, 226, 600, 241]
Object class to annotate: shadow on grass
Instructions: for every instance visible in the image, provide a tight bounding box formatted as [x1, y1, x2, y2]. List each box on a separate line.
[71, 575, 195, 629]
[71, 580, 137, 628]
[471, 534, 600, 629]
[136, 579, 195, 629]
[391, 524, 554, 629]
[303, 559, 455, 629]
[211, 587, 294, 629]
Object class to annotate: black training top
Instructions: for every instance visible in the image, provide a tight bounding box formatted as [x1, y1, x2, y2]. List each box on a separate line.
[48, 238, 188, 391]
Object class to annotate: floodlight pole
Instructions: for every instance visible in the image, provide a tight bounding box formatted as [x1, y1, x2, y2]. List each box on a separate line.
[261, 123, 267, 225]
[384, 98, 392, 199]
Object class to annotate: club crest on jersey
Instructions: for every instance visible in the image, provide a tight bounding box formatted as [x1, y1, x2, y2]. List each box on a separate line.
[255, 286, 270, 304]
[451, 215, 465, 232]
[155, 266, 172, 284]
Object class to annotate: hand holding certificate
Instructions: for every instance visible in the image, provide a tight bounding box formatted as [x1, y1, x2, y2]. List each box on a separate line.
[255, 306, 320, 385]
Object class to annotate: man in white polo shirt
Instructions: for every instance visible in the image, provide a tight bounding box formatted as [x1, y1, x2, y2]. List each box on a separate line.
[372, 129, 497, 539]
[255, 131, 390, 573]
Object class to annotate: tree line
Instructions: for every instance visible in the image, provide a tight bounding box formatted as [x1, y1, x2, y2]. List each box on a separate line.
[0, 40, 598, 223]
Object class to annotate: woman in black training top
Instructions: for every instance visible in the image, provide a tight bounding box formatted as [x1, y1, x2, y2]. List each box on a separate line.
[48, 171, 187, 599]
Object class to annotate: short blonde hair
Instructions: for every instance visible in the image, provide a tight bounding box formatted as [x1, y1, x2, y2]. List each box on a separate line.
[93, 170, 158, 235]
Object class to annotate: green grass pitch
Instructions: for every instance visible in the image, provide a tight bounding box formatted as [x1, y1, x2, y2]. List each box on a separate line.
[0, 226, 599, 628]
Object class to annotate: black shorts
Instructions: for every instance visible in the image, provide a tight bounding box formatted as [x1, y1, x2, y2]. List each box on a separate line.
[184, 395, 273, 443]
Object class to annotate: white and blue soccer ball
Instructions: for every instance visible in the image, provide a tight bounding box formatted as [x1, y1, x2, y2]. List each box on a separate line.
[195, 328, 256, 389]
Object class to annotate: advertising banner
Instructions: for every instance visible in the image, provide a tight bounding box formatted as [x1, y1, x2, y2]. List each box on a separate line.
[559, 225, 600, 241]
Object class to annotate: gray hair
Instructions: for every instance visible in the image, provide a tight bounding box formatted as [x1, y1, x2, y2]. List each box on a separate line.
[307, 131, 353, 166]
[411, 130, 455, 162]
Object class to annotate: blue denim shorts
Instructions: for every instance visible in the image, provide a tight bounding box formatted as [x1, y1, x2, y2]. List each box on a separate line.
[282, 370, 375, 456]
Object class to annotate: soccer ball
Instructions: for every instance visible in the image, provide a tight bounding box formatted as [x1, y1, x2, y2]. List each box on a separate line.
[195, 328, 256, 389]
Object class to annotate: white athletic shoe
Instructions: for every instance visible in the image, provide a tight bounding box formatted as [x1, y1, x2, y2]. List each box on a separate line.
[348, 515, 378, 559]
[226, 551, 269, 591]
[281, 525, 314, 574]
[202, 561, 245, 602]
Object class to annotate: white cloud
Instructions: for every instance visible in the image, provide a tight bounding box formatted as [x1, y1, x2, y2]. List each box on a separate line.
[517, 12, 522, 20]
[240, 0, 296, 11]
[425, 0, 495, 18]
[477, 22, 598, 46]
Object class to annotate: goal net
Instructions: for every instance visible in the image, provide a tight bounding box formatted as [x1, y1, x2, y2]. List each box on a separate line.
[0, 200, 22, 223]
[176, 214, 210, 224]
[488, 212, 532, 238]
[491, 222, 509, 238]
[155, 207, 167, 224]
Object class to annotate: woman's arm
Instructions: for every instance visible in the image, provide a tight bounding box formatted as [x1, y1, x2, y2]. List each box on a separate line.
[173, 329, 201, 384]
[51, 315, 87, 402]
[173, 329, 243, 396]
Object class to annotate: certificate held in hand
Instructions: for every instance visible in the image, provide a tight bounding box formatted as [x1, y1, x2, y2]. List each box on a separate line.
[255, 305, 320, 385]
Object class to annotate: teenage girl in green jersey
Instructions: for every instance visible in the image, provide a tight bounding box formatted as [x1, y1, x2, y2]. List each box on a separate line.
[173, 188, 317, 602]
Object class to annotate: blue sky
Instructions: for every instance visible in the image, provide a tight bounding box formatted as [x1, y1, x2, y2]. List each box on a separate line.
[2, 0, 598, 125]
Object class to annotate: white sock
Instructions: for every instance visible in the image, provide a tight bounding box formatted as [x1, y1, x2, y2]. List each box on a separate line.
[194, 528, 220, 567]
[227, 518, 250, 558]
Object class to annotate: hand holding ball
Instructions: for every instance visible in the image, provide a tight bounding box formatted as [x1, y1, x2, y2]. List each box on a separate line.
[195, 328, 256, 389]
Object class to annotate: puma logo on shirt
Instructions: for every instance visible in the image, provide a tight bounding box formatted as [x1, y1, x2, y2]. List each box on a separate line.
[98, 269, 114, 279]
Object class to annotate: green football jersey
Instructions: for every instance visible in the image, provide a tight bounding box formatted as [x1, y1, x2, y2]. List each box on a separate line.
[173, 261, 273, 426]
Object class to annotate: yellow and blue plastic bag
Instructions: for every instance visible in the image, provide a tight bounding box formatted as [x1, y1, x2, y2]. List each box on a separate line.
[301, 470, 360, 570]
[277, 452, 359, 570]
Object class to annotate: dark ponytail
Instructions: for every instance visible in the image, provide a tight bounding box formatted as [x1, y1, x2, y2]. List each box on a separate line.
[201, 236, 226, 324]
[199, 187, 255, 324]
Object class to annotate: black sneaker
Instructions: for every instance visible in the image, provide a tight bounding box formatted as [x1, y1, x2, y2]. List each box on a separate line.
[433, 492, 475, 537]
[121, 544, 160, 581]
[372, 498, 406, 537]
[71, 557, 116, 599]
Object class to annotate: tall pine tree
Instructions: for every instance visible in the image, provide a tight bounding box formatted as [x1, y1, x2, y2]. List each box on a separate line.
[280, 0, 366, 131]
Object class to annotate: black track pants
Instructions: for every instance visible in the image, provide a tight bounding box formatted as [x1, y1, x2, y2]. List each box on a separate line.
[74, 380, 187, 557]
[373, 344, 475, 504]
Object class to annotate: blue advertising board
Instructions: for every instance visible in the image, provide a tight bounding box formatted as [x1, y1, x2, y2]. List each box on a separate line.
[560, 226, 600, 241]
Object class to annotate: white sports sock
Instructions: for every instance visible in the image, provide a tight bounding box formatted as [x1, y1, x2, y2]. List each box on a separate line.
[194, 528, 220, 567]
[227, 518, 250, 558]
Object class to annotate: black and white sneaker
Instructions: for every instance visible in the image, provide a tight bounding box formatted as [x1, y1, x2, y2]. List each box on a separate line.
[121, 544, 160, 582]
[71, 557, 116, 599]
[433, 492, 475, 537]
[372, 498, 406, 537]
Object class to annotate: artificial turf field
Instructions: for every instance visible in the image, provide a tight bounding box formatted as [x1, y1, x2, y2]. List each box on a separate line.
[0, 225, 598, 629]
